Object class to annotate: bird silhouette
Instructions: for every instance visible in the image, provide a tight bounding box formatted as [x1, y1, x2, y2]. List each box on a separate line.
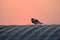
[31, 18, 43, 25]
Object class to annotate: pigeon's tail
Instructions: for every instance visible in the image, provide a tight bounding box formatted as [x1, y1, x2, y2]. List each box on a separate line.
[35, 21, 43, 25]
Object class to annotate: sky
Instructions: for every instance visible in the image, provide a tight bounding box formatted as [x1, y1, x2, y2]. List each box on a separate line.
[0, 0, 60, 25]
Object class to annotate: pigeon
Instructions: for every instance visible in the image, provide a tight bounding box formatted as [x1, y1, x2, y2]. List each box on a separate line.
[31, 18, 43, 25]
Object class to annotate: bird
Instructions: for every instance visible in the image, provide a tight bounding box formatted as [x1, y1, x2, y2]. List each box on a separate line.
[31, 18, 43, 25]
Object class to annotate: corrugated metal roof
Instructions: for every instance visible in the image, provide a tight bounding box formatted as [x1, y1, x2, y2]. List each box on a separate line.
[0, 25, 60, 40]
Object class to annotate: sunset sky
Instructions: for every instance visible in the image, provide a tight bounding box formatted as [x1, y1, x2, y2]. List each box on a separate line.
[0, 0, 60, 25]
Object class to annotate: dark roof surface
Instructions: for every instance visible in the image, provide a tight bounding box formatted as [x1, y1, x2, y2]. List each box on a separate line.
[0, 25, 60, 40]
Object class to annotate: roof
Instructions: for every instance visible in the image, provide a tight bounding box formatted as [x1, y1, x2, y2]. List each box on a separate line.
[0, 25, 60, 40]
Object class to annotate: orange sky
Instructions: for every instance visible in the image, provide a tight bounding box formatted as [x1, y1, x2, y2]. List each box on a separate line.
[0, 0, 60, 25]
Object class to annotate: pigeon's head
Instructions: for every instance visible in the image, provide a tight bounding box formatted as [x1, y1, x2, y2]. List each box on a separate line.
[31, 18, 36, 21]
[31, 18, 34, 20]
